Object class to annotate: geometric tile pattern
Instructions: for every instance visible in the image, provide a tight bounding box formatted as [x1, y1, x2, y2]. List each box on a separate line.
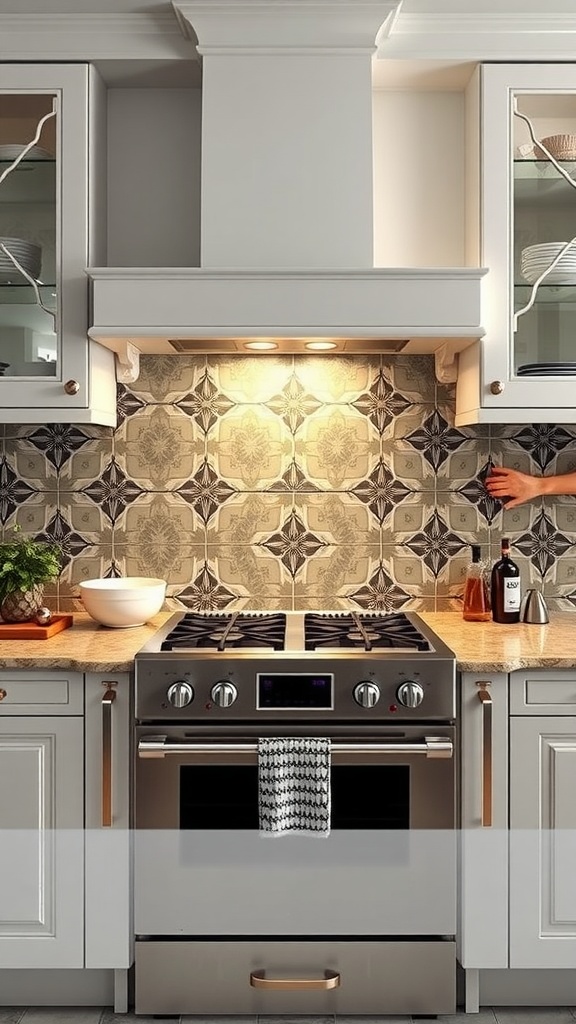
[261, 509, 327, 578]
[404, 510, 467, 577]
[347, 560, 411, 611]
[512, 423, 574, 470]
[175, 369, 235, 433]
[405, 409, 469, 471]
[0, 455, 35, 524]
[351, 367, 411, 432]
[27, 423, 94, 469]
[176, 458, 236, 524]
[351, 458, 412, 524]
[514, 509, 574, 579]
[81, 457, 145, 524]
[458, 459, 503, 525]
[2, 352, 576, 612]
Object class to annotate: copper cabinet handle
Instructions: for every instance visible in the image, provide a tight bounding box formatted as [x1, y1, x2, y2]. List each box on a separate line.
[476, 682, 493, 827]
[250, 969, 340, 991]
[0, 689, 6, 702]
[102, 682, 117, 827]
[64, 379, 80, 395]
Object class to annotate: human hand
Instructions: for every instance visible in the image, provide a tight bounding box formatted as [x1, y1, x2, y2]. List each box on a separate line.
[484, 465, 543, 508]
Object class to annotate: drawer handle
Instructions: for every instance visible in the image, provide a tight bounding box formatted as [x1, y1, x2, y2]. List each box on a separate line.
[476, 682, 493, 828]
[250, 969, 340, 991]
[0, 689, 6, 702]
[102, 682, 117, 827]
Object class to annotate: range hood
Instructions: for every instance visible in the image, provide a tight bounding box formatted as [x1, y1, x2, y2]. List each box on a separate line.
[87, 0, 486, 380]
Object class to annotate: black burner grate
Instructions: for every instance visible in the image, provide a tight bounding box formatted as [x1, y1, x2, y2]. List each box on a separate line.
[161, 612, 287, 651]
[304, 612, 431, 652]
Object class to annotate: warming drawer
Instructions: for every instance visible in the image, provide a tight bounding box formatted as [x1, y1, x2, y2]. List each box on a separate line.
[135, 938, 456, 1015]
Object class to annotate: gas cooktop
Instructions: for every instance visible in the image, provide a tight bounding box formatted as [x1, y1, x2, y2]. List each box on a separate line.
[135, 611, 456, 722]
[137, 610, 451, 658]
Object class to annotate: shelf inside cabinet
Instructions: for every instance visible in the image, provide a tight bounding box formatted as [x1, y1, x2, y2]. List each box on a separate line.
[514, 159, 576, 204]
[0, 282, 56, 305]
[0, 158, 55, 203]
[514, 283, 576, 305]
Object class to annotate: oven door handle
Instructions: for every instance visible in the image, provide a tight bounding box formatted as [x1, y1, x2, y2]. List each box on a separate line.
[138, 735, 453, 759]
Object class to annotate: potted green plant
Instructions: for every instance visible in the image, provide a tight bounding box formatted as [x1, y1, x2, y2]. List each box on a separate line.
[0, 526, 62, 623]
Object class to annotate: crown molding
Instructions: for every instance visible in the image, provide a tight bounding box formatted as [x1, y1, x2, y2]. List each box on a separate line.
[172, 0, 400, 50]
[381, 11, 576, 60]
[0, 12, 194, 60]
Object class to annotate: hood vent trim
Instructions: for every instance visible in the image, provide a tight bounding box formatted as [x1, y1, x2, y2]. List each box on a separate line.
[87, 266, 488, 357]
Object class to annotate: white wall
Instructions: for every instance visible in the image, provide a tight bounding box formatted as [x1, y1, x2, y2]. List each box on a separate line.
[373, 89, 465, 267]
[107, 88, 201, 267]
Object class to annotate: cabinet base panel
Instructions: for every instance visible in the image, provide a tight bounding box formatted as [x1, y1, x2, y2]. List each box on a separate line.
[461, 967, 576, 1007]
[0, 968, 115, 1005]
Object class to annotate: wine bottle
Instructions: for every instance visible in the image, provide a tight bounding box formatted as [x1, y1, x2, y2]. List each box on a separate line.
[462, 544, 491, 622]
[491, 538, 521, 624]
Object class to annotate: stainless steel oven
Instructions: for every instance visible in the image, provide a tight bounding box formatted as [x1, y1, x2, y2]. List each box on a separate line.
[133, 611, 457, 1016]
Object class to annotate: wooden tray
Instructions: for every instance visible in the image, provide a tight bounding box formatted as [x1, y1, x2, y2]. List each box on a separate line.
[0, 614, 73, 639]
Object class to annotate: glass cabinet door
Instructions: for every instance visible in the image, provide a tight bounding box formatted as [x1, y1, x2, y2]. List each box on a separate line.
[0, 93, 58, 381]
[477, 64, 576, 414]
[513, 90, 576, 375]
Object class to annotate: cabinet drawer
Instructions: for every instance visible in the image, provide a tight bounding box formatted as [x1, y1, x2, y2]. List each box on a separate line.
[135, 939, 456, 1016]
[510, 670, 576, 714]
[0, 672, 83, 715]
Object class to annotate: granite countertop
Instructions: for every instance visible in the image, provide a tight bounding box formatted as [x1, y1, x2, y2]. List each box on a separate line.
[0, 611, 174, 672]
[420, 611, 576, 672]
[0, 609, 575, 674]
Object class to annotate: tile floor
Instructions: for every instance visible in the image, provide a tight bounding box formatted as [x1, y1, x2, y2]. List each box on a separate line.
[1, 1010, 576, 1023]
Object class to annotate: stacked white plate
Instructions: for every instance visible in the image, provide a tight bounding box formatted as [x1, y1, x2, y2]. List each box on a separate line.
[0, 237, 42, 283]
[520, 242, 576, 284]
[517, 362, 576, 375]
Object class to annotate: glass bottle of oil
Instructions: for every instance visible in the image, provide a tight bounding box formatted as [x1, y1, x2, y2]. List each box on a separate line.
[462, 544, 491, 622]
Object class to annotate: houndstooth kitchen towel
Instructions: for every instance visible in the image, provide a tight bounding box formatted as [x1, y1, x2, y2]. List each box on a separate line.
[258, 737, 331, 836]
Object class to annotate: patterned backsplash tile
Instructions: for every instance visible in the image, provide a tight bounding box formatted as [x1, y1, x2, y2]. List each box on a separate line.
[2, 353, 576, 613]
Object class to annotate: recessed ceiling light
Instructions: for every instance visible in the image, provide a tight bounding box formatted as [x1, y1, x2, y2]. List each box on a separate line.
[243, 341, 279, 351]
[304, 340, 338, 351]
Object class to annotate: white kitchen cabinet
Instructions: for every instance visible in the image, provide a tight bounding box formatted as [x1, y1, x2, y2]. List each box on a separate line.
[84, 672, 132, 978]
[0, 670, 132, 1004]
[457, 63, 576, 425]
[509, 670, 576, 968]
[458, 673, 508, 976]
[0, 64, 116, 426]
[0, 671, 84, 968]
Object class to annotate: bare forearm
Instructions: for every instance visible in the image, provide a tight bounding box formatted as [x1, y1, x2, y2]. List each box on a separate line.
[537, 472, 576, 497]
[485, 465, 576, 508]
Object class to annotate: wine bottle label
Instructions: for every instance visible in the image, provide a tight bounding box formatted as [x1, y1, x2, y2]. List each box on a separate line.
[503, 578, 521, 612]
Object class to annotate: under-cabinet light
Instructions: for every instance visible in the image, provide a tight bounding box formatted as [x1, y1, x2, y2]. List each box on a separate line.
[304, 340, 338, 351]
[243, 340, 279, 351]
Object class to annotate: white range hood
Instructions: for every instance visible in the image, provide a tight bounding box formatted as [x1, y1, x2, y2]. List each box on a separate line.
[87, 0, 486, 379]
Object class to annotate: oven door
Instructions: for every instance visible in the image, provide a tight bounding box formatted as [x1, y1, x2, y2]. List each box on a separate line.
[134, 725, 456, 936]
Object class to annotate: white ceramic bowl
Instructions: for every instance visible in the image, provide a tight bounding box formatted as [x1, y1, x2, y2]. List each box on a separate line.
[79, 577, 167, 627]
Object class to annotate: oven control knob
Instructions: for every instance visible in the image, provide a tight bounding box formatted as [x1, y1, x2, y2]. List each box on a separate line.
[211, 681, 238, 708]
[353, 681, 380, 709]
[396, 680, 424, 708]
[167, 681, 194, 708]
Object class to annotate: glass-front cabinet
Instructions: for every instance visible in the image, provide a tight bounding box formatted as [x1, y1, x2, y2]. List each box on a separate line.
[0, 65, 116, 425]
[457, 64, 576, 423]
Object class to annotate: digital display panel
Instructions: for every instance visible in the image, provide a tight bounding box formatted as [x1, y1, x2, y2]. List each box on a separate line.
[257, 673, 333, 709]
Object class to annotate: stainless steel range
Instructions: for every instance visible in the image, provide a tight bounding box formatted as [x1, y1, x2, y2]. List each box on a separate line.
[134, 611, 457, 1018]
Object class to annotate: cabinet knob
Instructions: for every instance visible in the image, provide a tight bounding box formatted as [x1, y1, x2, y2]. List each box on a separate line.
[64, 379, 80, 395]
[490, 380, 505, 395]
[0, 688, 6, 701]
